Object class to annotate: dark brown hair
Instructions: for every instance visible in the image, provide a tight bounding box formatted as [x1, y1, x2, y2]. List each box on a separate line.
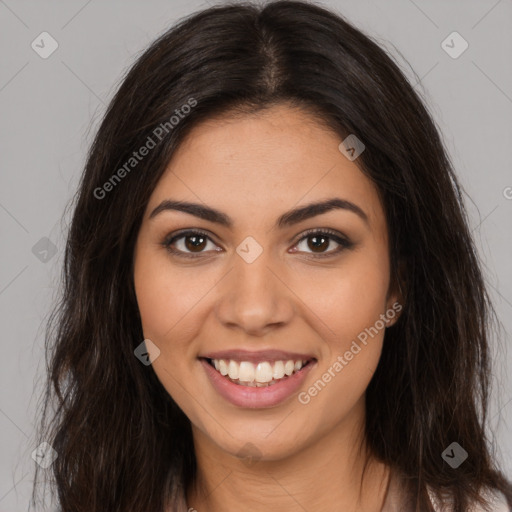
[31, 1, 512, 511]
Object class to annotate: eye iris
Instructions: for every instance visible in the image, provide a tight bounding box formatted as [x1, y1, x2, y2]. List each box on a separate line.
[185, 234, 207, 252]
[308, 235, 329, 253]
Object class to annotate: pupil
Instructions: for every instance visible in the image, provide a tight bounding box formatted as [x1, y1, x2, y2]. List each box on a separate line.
[309, 235, 328, 252]
[185, 235, 206, 252]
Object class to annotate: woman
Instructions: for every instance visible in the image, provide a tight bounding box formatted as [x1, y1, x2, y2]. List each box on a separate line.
[31, 1, 512, 511]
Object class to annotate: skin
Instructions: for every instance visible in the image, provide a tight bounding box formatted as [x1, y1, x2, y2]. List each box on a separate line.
[133, 103, 402, 512]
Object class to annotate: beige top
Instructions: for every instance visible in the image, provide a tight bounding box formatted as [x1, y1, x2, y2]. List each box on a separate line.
[381, 469, 510, 511]
[177, 468, 510, 511]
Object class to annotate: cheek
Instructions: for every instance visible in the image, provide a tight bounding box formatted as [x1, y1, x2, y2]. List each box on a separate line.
[294, 251, 389, 410]
[134, 257, 173, 340]
[133, 247, 222, 350]
[133, 248, 207, 414]
[298, 247, 390, 342]
[299, 248, 390, 411]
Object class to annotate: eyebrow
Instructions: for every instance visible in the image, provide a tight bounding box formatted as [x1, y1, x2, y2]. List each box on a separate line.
[149, 197, 369, 228]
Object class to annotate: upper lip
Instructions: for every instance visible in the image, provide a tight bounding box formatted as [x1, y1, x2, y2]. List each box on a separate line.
[200, 349, 316, 364]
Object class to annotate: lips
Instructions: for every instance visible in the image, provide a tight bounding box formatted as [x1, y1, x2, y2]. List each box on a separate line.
[198, 349, 317, 408]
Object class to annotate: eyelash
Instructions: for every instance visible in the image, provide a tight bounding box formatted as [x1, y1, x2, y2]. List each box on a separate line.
[162, 228, 353, 260]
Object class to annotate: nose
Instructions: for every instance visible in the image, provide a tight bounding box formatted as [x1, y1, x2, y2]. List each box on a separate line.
[214, 249, 295, 337]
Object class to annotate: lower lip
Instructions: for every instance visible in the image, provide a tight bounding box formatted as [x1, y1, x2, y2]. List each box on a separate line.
[200, 358, 316, 409]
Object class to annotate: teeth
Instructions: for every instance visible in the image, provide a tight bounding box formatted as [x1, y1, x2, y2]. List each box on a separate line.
[210, 358, 307, 384]
[284, 360, 295, 376]
[255, 362, 273, 382]
[238, 361, 255, 382]
[273, 360, 285, 379]
[228, 360, 239, 380]
[219, 359, 228, 376]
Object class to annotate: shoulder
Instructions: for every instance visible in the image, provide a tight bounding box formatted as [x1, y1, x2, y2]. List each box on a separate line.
[428, 486, 510, 512]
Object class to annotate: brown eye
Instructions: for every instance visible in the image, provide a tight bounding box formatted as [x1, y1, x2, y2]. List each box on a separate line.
[293, 229, 353, 257]
[163, 230, 219, 258]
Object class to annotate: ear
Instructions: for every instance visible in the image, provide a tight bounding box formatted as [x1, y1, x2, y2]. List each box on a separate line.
[385, 259, 406, 327]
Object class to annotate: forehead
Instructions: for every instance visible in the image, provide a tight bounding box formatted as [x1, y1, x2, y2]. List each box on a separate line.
[148, 104, 385, 232]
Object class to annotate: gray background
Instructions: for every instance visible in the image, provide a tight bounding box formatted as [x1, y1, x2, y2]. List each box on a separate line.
[1, 0, 511, 510]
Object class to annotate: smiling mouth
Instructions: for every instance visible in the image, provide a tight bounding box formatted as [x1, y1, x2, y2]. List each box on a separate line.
[202, 357, 316, 387]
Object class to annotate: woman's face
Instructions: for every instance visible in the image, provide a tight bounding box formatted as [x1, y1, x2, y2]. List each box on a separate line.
[133, 104, 400, 462]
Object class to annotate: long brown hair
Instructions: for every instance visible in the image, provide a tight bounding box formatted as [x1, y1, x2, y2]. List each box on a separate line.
[31, 1, 512, 510]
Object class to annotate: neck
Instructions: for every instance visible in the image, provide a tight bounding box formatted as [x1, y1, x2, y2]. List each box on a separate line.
[186, 402, 391, 512]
